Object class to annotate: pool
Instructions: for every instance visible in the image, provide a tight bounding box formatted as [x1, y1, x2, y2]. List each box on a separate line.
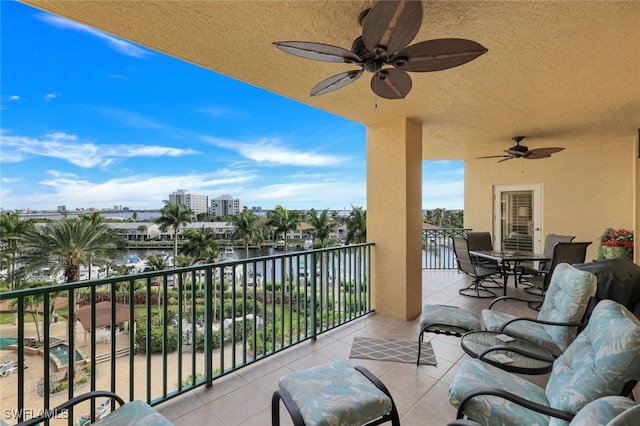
[0, 337, 17, 349]
[49, 343, 84, 367]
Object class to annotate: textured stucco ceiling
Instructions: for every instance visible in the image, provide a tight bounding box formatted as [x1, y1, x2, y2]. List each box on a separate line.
[21, 1, 640, 160]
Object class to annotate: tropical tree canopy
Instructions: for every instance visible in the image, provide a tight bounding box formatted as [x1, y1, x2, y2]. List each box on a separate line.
[18, 219, 126, 283]
[266, 205, 301, 252]
[181, 227, 220, 263]
[424, 208, 463, 228]
[232, 208, 259, 258]
[345, 206, 367, 244]
[306, 209, 333, 248]
[155, 201, 194, 257]
[0, 212, 35, 290]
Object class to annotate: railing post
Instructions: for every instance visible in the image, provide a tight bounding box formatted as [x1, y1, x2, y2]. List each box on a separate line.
[310, 251, 317, 339]
[204, 263, 213, 387]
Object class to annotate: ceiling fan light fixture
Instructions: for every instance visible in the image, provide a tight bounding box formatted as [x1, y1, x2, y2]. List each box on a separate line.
[476, 135, 565, 162]
[273, 0, 487, 99]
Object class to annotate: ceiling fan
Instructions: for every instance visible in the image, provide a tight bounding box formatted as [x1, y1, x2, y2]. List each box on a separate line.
[272, 0, 488, 99]
[477, 136, 565, 162]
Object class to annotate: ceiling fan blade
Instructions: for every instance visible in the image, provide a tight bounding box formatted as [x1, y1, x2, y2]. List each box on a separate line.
[498, 157, 515, 163]
[524, 153, 552, 160]
[506, 149, 527, 156]
[273, 41, 361, 63]
[392, 38, 488, 72]
[476, 155, 511, 159]
[527, 147, 565, 156]
[310, 70, 363, 96]
[371, 68, 412, 99]
[362, 0, 423, 58]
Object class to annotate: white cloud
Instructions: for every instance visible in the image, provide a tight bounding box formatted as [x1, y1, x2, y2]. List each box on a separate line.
[0, 132, 197, 168]
[5, 170, 259, 211]
[197, 106, 246, 119]
[97, 107, 167, 130]
[45, 93, 61, 101]
[202, 136, 348, 167]
[38, 14, 151, 58]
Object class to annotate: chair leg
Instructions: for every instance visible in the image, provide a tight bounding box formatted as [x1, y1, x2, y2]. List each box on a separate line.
[459, 278, 496, 298]
[354, 366, 401, 426]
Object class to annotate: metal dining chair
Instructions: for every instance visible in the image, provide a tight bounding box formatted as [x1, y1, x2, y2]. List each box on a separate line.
[524, 241, 591, 310]
[519, 233, 575, 290]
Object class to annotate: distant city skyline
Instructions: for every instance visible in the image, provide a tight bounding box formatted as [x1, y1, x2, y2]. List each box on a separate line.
[0, 1, 464, 212]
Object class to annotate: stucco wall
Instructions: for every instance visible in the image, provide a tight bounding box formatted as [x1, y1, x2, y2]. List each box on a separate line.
[464, 140, 636, 262]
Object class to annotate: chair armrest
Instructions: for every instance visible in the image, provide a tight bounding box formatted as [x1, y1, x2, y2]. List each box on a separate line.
[499, 317, 584, 332]
[488, 296, 544, 310]
[272, 389, 305, 426]
[456, 387, 574, 422]
[15, 391, 125, 426]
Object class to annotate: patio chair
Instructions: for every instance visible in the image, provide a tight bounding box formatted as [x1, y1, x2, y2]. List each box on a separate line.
[518, 233, 575, 286]
[445, 396, 640, 426]
[15, 390, 173, 426]
[452, 236, 503, 298]
[466, 232, 494, 252]
[523, 241, 591, 310]
[448, 300, 640, 426]
[481, 263, 597, 357]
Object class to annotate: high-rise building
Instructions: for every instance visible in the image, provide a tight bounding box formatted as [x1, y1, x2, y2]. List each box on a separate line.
[169, 189, 209, 216]
[211, 194, 243, 217]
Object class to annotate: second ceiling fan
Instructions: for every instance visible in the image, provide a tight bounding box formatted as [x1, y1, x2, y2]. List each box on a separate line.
[477, 136, 565, 162]
[272, 0, 488, 99]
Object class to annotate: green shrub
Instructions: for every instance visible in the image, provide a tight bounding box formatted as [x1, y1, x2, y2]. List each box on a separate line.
[135, 317, 179, 353]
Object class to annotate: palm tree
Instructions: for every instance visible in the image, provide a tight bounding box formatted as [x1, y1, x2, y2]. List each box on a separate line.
[232, 208, 259, 259]
[306, 209, 335, 313]
[266, 205, 301, 253]
[19, 219, 125, 284]
[306, 209, 333, 248]
[181, 228, 220, 264]
[345, 206, 367, 244]
[0, 212, 34, 290]
[18, 219, 126, 351]
[80, 212, 107, 279]
[146, 253, 170, 324]
[155, 201, 194, 258]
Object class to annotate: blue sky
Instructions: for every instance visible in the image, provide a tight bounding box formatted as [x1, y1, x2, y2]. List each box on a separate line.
[0, 0, 463, 212]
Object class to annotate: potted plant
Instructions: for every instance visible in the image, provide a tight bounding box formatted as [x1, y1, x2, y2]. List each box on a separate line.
[596, 228, 634, 261]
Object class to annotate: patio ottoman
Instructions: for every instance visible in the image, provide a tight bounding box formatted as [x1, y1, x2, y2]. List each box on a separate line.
[272, 358, 399, 426]
[417, 304, 482, 365]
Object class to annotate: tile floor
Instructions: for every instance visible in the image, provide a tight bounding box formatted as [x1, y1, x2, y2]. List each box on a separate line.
[156, 270, 545, 425]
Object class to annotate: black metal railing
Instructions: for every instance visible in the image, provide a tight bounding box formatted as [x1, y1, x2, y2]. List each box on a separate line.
[0, 243, 373, 424]
[422, 228, 471, 269]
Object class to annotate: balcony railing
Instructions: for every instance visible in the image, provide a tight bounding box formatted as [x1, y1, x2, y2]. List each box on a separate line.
[422, 228, 471, 269]
[0, 243, 373, 424]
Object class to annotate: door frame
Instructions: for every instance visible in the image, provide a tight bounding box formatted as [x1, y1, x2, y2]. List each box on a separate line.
[493, 183, 543, 253]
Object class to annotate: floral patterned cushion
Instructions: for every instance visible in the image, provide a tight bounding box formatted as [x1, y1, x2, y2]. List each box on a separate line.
[546, 300, 640, 426]
[482, 263, 597, 356]
[278, 358, 392, 426]
[93, 400, 173, 425]
[449, 300, 640, 426]
[449, 358, 551, 425]
[570, 397, 638, 426]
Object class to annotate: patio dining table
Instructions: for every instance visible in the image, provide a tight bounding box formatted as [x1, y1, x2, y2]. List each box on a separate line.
[468, 250, 550, 296]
